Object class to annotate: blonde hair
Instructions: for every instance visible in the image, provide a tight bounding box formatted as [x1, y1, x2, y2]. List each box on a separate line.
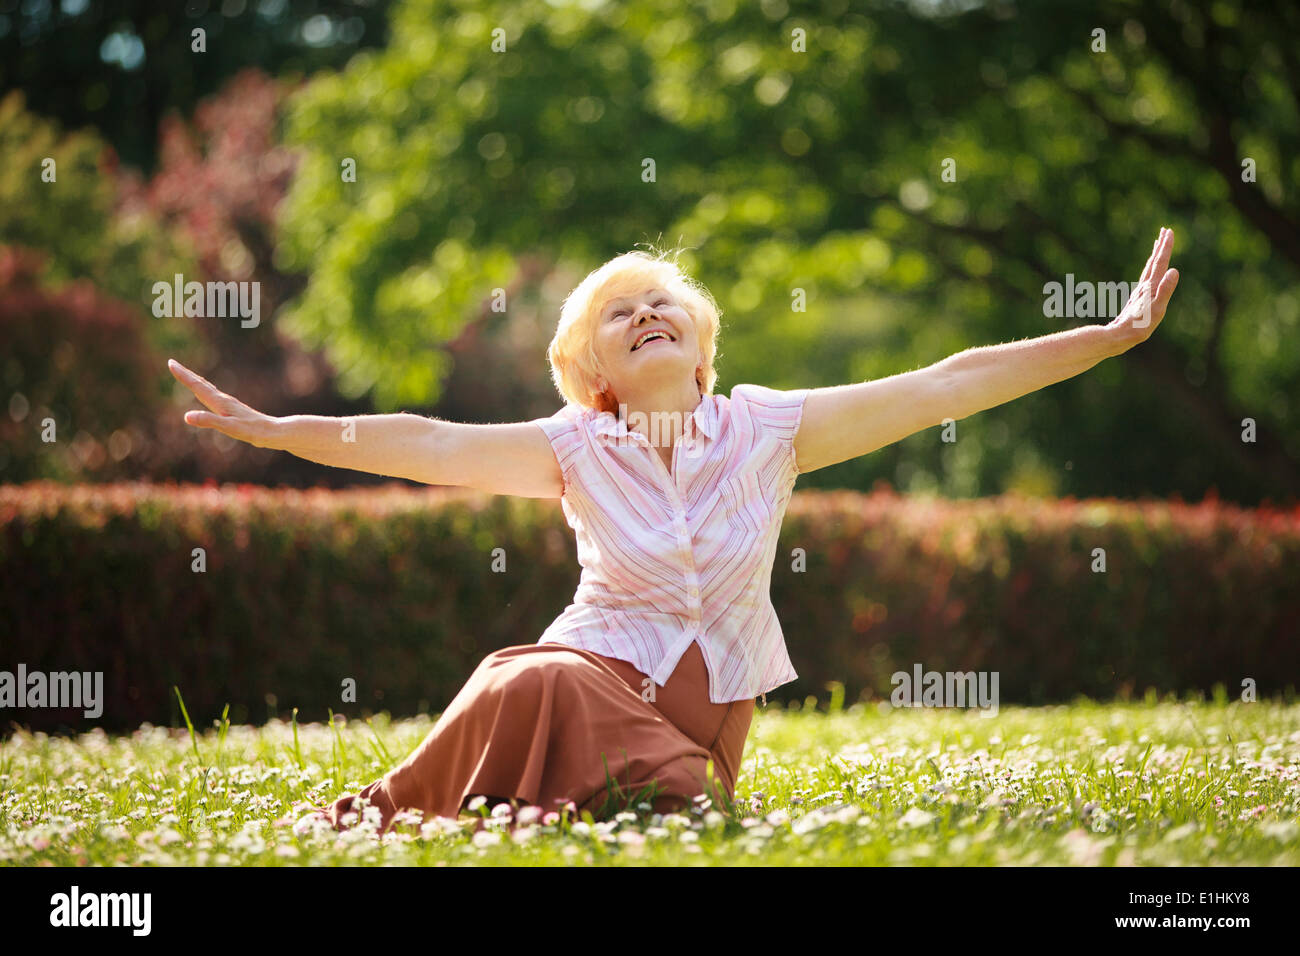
[546, 247, 721, 414]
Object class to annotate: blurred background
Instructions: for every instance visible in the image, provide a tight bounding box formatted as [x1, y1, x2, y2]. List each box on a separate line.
[2, 0, 1295, 504]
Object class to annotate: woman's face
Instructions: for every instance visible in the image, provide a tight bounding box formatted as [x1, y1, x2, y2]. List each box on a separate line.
[592, 286, 700, 405]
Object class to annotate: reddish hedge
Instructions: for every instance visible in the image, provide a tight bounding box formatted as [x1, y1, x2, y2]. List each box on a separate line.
[1, 482, 1296, 733]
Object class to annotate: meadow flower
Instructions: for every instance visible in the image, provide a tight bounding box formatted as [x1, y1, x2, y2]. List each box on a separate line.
[292, 811, 330, 838]
[897, 807, 935, 828]
[99, 824, 130, 842]
[515, 806, 543, 826]
[1060, 828, 1105, 865]
[390, 809, 423, 830]
[832, 805, 862, 825]
[4, 701, 1297, 866]
[418, 818, 452, 840]
[792, 811, 827, 835]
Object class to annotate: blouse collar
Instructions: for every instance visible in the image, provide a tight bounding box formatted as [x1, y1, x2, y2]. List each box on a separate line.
[589, 392, 719, 444]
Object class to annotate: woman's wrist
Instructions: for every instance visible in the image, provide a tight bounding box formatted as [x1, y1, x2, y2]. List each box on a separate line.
[255, 414, 293, 452]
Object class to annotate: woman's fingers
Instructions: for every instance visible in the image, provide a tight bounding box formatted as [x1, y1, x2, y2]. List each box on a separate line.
[1151, 228, 1174, 284]
[183, 410, 221, 430]
[1154, 268, 1180, 316]
[169, 359, 253, 416]
[169, 359, 225, 399]
[1129, 228, 1176, 325]
[183, 406, 268, 445]
[168, 359, 215, 394]
[1107, 229, 1178, 355]
[1138, 232, 1161, 286]
[169, 359, 273, 445]
[1147, 229, 1175, 318]
[169, 360, 228, 413]
[1138, 227, 1170, 287]
[183, 407, 238, 432]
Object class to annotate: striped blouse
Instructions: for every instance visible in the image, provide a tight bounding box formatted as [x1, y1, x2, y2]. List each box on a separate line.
[531, 383, 810, 704]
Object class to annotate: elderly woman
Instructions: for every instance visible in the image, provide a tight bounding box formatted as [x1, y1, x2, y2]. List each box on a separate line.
[169, 231, 1179, 831]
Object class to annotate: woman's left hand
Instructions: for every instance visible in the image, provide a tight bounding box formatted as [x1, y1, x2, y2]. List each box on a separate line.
[1106, 227, 1180, 356]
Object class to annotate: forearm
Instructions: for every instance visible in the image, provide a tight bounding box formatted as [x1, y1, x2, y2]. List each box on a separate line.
[268, 413, 441, 481]
[932, 325, 1118, 421]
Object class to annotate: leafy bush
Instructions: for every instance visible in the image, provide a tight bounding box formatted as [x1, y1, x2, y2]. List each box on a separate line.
[1, 483, 1296, 733]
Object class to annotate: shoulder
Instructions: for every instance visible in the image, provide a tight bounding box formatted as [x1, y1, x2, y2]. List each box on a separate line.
[530, 403, 599, 465]
[533, 402, 592, 436]
[726, 383, 810, 441]
[530, 404, 602, 494]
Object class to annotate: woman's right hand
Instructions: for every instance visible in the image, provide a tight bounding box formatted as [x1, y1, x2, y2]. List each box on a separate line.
[168, 359, 279, 449]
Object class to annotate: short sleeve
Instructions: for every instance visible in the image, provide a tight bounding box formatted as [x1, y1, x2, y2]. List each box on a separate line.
[530, 403, 588, 494]
[729, 383, 811, 475]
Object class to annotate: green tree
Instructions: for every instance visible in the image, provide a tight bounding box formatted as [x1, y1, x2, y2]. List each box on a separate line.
[0, 0, 393, 171]
[0, 90, 191, 333]
[276, 0, 1299, 504]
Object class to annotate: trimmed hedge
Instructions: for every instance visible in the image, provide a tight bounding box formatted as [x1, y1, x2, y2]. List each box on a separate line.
[2, 482, 1297, 733]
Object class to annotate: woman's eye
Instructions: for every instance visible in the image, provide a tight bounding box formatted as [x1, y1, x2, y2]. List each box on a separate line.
[608, 299, 667, 320]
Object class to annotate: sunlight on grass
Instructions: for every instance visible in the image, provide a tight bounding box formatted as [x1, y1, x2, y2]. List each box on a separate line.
[3, 700, 1298, 866]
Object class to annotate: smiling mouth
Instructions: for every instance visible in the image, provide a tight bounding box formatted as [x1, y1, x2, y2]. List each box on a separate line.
[630, 330, 675, 352]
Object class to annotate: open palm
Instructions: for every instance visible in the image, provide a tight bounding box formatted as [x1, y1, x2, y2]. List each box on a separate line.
[1106, 227, 1180, 355]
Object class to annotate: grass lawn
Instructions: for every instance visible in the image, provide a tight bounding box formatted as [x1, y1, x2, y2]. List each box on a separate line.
[3, 695, 1298, 866]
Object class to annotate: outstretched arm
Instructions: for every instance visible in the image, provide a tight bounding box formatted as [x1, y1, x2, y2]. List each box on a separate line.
[168, 360, 564, 497]
[792, 228, 1180, 474]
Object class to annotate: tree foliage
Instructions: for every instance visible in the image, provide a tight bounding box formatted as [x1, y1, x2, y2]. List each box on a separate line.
[0, 0, 393, 171]
[275, 0, 1298, 504]
[0, 79, 377, 485]
[0, 247, 163, 481]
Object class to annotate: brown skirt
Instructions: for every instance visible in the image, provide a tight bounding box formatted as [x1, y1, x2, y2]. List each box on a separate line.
[321, 640, 755, 832]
